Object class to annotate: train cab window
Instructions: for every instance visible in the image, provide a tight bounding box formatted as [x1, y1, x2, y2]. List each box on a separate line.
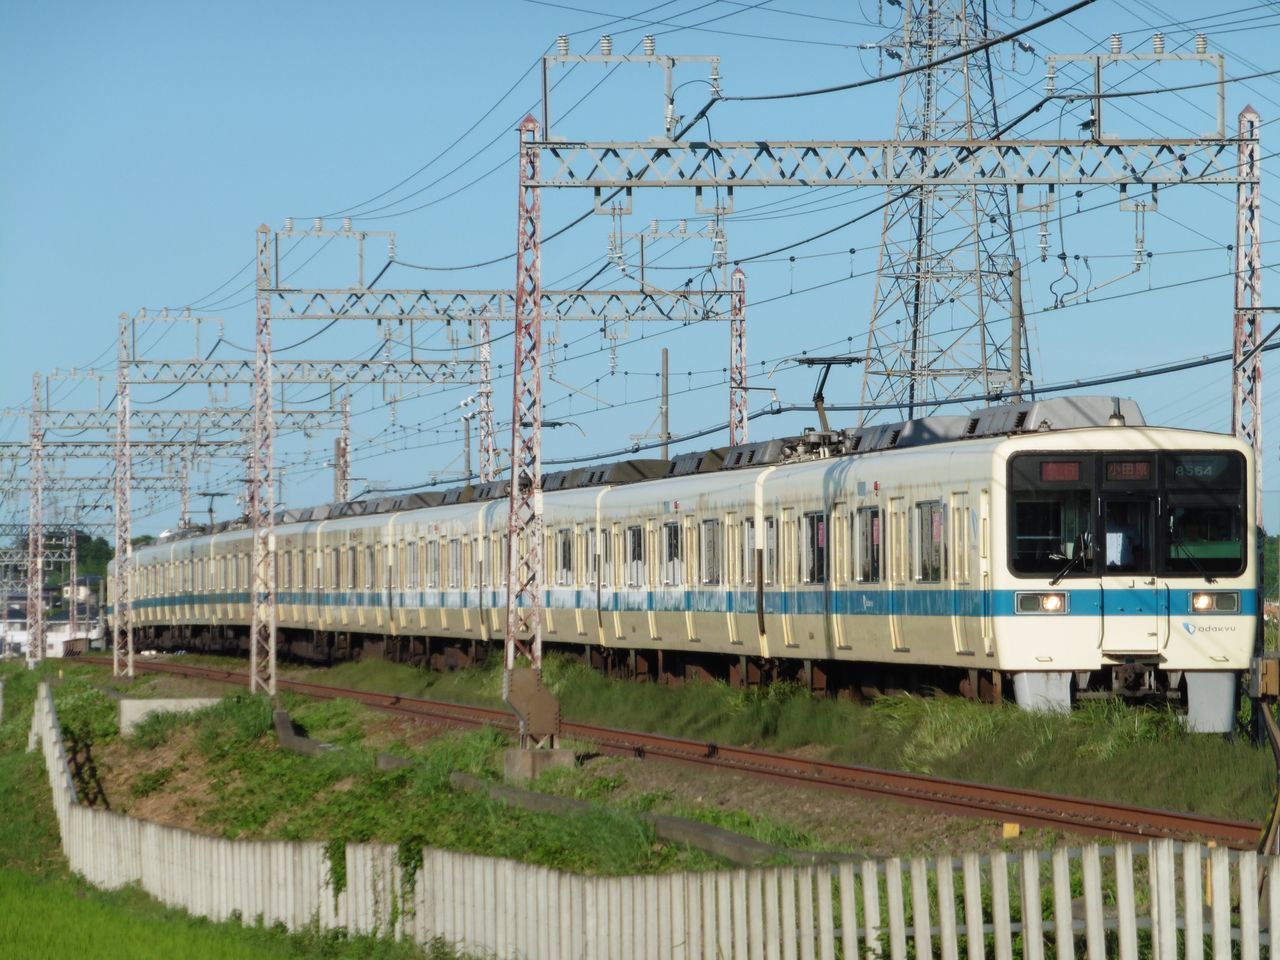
[700, 519, 722, 585]
[555, 529, 573, 586]
[801, 512, 827, 584]
[626, 526, 644, 587]
[855, 507, 882, 583]
[1103, 500, 1152, 574]
[915, 501, 945, 582]
[1162, 453, 1245, 576]
[1009, 455, 1095, 576]
[662, 522, 683, 585]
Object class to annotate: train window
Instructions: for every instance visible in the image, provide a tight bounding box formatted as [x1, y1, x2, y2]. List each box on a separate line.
[741, 518, 755, 586]
[1164, 497, 1243, 575]
[1009, 454, 1094, 577]
[300, 552, 308, 592]
[365, 545, 375, 590]
[801, 512, 827, 584]
[855, 507, 881, 583]
[626, 526, 644, 587]
[426, 541, 440, 588]
[601, 527, 614, 587]
[347, 546, 357, 591]
[406, 542, 419, 589]
[764, 516, 778, 586]
[282, 552, 292, 590]
[663, 522, 683, 585]
[447, 539, 462, 589]
[700, 519, 722, 585]
[554, 529, 573, 586]
[915, 501, 944, 582]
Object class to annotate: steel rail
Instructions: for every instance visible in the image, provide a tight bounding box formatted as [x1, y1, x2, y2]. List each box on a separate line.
[84, 657, 1262, 849]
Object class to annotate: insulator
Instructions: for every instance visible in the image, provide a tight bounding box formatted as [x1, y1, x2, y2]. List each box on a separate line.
[1195, 33, 1208, 54]
[556, 34, 569, 55]
[1152, 32, 1165, 54]
[1109, 34, 1122, 54]
[650, 219, 659, 234]
[313, 217, 323, 232]
[388, 236, 396, 259]
[678, 219, 687, 234]
[284, 217, 294, 232]
[709, 61, 720, 96]
[600, 34, 612, 55]
[1045, 63, 1055, 95]
[342, 217, 352, 232]
[643, 35, 655, 56]
[1038, 220, 1050, 263]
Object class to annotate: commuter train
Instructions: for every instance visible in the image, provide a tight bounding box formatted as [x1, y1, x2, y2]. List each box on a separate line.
[111, 396, 1259, 732]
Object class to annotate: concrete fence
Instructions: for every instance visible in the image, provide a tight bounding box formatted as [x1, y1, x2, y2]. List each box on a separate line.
[26, 682, 1280, 958]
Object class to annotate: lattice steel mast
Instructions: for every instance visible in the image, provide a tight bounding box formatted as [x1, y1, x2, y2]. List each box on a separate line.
[1232, 105, 1263, 527]
[860, 0, 1023, 419]
[114, 315, 133, 677]
[26, 374, 43, 667]
[250, 226, 277, 696]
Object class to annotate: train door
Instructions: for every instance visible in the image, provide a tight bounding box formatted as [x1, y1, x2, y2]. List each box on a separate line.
[724, 514, 740, 646]
[978, 489, 994, 654]
[828, 503, 845, 651]
[779, 508, 797, 648]
[574, 525, 587, 638]
[949, 492, 980, 655]
[888, 497, 908, 651]
[1098, 492, 1163, 655]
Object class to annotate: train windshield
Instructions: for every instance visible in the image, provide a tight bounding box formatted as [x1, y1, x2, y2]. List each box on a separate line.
[1008, 451, 1246, 578]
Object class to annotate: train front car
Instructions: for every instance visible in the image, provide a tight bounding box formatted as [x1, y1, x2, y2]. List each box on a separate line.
[997, 427, 1256, 732]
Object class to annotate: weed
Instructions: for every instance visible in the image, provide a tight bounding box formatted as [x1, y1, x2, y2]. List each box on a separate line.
[131, 767, 175, 798]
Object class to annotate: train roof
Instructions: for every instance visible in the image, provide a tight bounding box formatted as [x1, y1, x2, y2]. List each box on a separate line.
[160, 395, 1161, 542]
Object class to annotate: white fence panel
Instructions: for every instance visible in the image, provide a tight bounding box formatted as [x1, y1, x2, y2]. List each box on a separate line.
[26, 682, 1280, 960]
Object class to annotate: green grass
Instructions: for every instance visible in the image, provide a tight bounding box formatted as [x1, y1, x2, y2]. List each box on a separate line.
[0, 869, 469, 959]
[129, 691, 718, 876]
[0, 661, 471, 959]
[280, 653, 1277, 824]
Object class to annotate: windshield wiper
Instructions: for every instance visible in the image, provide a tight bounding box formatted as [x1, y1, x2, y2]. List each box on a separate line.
[1049, 547, 1080, 586]
[1049, 543, 1087, 587]
[1170, 533, 1218, 584]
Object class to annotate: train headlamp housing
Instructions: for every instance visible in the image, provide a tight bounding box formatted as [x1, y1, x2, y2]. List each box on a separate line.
[1190, 591, 1239, 614]
[1015, 592, 1068, 614]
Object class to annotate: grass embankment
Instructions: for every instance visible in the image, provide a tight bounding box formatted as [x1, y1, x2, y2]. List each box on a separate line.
[290, 655, 1277, 824]
[37, 661, 722, 875]
[0, 661, 461, 959]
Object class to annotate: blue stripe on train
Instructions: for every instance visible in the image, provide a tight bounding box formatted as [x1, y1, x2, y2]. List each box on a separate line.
[116, 586, 1257, 618]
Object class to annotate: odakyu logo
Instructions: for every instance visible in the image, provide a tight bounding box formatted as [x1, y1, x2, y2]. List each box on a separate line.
[1182, 621, 1237, 635]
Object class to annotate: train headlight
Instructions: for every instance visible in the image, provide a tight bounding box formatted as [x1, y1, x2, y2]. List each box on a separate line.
[1016, 592, 1068, 614]
[1190, 591, 1239, 613]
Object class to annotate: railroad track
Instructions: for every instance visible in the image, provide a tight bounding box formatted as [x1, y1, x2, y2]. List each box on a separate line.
[84, 656, 1264, 849]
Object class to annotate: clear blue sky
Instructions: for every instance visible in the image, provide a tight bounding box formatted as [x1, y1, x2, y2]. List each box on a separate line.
[3, 0, 1279, 535]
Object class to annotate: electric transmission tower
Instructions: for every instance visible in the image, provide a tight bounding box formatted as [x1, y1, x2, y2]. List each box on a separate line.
[860, 0, 1027, 419]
